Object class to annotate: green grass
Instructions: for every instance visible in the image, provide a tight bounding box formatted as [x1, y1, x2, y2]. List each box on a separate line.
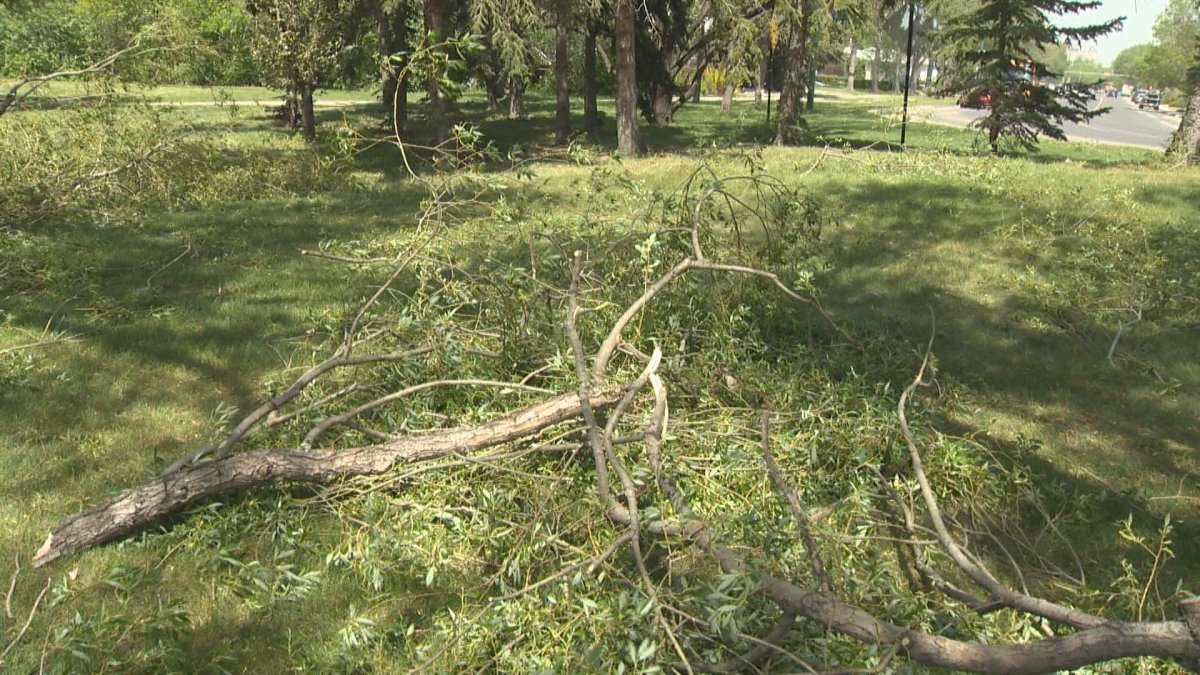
[1, 79, 378, 105]
[1, 88, 1197, 671]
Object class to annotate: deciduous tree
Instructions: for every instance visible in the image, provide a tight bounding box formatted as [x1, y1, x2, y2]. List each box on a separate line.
[247, 0, 352, 139]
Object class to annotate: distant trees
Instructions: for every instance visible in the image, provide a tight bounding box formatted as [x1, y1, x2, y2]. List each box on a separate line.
[1113, 0, 1198, 93]
[1113, 44, 1158, 85]
[943, 0, 1121, 152]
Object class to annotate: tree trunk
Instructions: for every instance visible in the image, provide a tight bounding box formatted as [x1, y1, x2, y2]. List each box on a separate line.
[1167, 82, 1200, 164]
[423, 0, 454, 145]
[615, 0, 640, 155]
[721, 81, 734, 112]
[894, 54, 903, 92]
[652, 90, 674, 124]
[847, 36, 857, 90]
[775, 19, 807, 145]
[284, 86, 300, 129]
[870, 39, 881, 93]
[925, 56, 935, 87]
[584, 23, 599, 131]
[485, 72, 501, 110]
[554, 0, 570, 145]
[300, 82, 316, 139]
[756, 31, 769, 106]
[376, 0, 408, 133]
[33, 389, 623, 568]
[508, 75, 526, 119]
[688, 68, 703, 103]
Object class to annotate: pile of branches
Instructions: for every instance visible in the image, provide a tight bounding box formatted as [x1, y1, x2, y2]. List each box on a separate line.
[31, 160, 1200, 673]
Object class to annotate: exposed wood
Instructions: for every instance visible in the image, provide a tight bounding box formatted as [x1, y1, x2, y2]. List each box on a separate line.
[33, 388, 622, 568]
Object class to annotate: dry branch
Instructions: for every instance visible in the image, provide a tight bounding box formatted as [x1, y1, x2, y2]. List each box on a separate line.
[33, 388, 621, 568]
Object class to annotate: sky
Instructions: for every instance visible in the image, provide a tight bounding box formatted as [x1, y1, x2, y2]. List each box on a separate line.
[1056, 0, 1170, 66]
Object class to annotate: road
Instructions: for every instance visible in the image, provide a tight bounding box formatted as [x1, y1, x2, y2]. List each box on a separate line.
[925, 94, 1181, 149]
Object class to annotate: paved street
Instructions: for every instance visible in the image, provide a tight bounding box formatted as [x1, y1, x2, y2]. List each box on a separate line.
[925, 94, 1181, 149]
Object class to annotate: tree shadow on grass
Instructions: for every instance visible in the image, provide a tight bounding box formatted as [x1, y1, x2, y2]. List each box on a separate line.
[816, 179, 1200, 550]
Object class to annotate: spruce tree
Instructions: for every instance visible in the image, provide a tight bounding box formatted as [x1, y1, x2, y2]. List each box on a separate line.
[944, 0, 1121, 152]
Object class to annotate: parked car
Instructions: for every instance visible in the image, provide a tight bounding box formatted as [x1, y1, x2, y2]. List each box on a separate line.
[1138, 91, 1161, 110]
[958, 87, 992, 109]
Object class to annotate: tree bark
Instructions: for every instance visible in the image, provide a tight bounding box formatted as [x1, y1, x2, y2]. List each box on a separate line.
[756, 30, 769, 106]
[651, 90, 674, 124]
[847, 36, 857, 90]
[300, 82, 316, 139]
[33, 389, 623, 568]
[774, 12, 807, 145]
[871, 38, 881, 93]
[584, 22, 599, 131]
[554, 0, 570, 145]
[615, 0, 640, 155]
[1168, 81, 1200, 164]
[485, 71, 501, 110]
[423, 0, 454, 145]
[508, 74, 526, 119]
[376, 0, 408, 133]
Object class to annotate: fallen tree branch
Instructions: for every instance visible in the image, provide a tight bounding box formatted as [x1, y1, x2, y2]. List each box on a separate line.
[897, 338, 1106, 630]
[0, 38, 149, 118]
[638, 368, 1200, 673]
[34, 387, 622, 567]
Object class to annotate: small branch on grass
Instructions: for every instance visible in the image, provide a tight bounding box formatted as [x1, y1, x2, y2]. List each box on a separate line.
[897, 330, 1106, 630]
[867, 465, 996, 613]
[266, 382, 360, 427]
[760, 411, 829, 592]
[300, 250, 392, 265]
[1107, 305, 1143, 366]
[0, 578, 50, 665]
[678, 612, 800, 673]
[66, 140, 171, 200]
[567, 251, 617, 510]
[0, 335, 77, 358]
[4, 554, 17, 619]
[145, 234, 194, 288]
[302, 379, 554, 449]
[164, 346, 435, 473]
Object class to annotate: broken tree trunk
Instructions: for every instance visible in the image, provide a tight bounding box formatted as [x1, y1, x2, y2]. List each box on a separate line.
[34, 388, 622, 568]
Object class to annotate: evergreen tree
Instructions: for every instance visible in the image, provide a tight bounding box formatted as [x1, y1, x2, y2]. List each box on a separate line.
[943, 0, 1121, 152]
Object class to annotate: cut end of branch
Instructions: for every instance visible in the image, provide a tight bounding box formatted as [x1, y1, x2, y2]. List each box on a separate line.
[32, 534, 55, 568]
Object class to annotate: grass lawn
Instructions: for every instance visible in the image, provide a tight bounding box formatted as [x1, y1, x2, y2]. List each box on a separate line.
[1, 89, 1197, 670]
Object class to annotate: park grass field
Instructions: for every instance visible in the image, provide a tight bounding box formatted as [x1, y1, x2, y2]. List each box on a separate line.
[1, 88, 1197, 671]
